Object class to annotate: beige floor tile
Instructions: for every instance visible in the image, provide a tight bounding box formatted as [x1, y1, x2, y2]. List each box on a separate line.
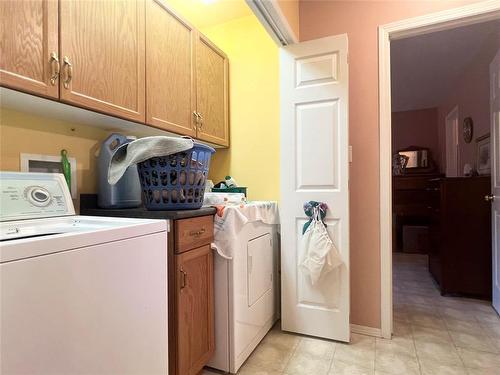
[329, 359, 374, 375]
[474, 310, 500, 324]
[443, 318, 483, 335]
[408, 312, 447, 330]
[457, 347, 500, 369]
[237, 364, 283, 375]
[480, 322, 500, 339]
[295, 337, 336, 358]
[465, 368, 500, 375]
[449, 330, 498, 354]
[202, 369, 222, 375]
[439, 307, 476, 322]
[263, 330, 301, 350]
[393, 309, 409, 323]
[411, 325, 452, 346]
[414, 341, 462, 366]
[375, 349, 420, 375]
[245, 341, 295, 372]
[393, 321, 412, 337]
[375, 336, 415, 357]
[284, 351, 333, 375]
[334, 337, 375, 371]
[418, 360, 467, 375]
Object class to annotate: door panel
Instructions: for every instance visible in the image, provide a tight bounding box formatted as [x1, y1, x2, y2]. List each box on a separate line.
[0, 0, 59, 98]
[176, 245, 214, 375]
[59, 0, 145, 122]
[146, 0, 196, 136]
[491, 49, 500, 314]
[280, 34, 350, 342]
[196, 35, 229, 147]
[247, 233, 273, 306]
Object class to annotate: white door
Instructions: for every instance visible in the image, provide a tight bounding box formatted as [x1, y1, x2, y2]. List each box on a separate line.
[445, 106, 459, 177]
[280, 34, 350, 342]
[490, 49, 500, 314]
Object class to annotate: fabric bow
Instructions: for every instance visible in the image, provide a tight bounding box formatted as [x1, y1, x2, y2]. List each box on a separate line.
[302, 201, 328, 234]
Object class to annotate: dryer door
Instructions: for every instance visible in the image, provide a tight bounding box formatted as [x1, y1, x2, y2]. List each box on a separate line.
[247, 233, 273, 306]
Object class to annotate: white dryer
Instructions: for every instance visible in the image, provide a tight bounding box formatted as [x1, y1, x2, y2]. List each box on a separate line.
[0, 172, 168, 374]
[207, 202, 279, 374]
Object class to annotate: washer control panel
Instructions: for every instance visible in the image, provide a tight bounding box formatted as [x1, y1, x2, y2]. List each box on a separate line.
[0, 172, 75, 222]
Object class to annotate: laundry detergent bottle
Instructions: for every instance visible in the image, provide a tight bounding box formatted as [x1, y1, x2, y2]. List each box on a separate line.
[97, 133, 142, 208]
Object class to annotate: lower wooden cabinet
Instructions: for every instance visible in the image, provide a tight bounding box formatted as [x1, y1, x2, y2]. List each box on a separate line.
[428, 176, 491, 298]
[169, 215, 215, 375]
[176, 245, 214, 375]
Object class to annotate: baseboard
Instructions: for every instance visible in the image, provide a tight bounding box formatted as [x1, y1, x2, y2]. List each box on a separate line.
[350, 324, 382, 338]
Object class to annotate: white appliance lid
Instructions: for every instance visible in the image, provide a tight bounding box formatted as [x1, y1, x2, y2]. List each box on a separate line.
[0, 172, 75, 222]
[0, 215, 168, 262]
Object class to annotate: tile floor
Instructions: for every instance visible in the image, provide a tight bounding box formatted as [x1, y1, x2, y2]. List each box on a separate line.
[203, 253, 500, 374]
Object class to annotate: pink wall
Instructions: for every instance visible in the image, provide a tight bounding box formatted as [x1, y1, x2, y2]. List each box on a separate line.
[277, 0, 300, 41]
[438, 34, 499, 175]
[392, 108, 440, 169]
[299, 0, 483, 329]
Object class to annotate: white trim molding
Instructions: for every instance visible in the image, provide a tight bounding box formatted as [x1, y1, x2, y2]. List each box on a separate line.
[350, 324, 382, 338]
[245, 0, 299, 46]
[378, 0, 500, 340]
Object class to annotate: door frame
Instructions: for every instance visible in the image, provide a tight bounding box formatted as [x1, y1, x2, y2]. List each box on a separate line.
[378, 0, 500, 339]
[445, 106, 460, 177]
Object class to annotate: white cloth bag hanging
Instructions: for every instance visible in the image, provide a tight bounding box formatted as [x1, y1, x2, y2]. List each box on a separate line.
[300, 207, 343, 285]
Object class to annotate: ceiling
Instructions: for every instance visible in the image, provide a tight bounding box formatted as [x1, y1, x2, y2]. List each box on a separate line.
[165, 0, 253, 30]
[391, 19, 500, 112]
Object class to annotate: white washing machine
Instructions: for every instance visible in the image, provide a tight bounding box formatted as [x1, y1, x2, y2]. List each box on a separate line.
[207, 203, 279, 374]
[0, 172, 169, 374]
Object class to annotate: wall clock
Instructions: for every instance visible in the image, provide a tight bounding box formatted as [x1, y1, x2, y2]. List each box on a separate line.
[463, 117, 473, 143]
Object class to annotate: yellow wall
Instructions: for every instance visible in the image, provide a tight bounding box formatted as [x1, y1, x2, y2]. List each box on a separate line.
[0, 108, 110, 209]
[0, 9, 280, 203]
[202, 16, 280, 201]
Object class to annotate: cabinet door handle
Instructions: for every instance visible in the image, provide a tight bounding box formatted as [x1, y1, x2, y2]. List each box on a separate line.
[180, 269, 187, 289]
[198, 113, 203, 129]
[193, 111, 200, 129]
[49, 52, 60, 85]
[62, 56, 73, 89]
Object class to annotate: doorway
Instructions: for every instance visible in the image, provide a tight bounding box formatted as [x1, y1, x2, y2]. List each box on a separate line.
[379, 2, 500, 339]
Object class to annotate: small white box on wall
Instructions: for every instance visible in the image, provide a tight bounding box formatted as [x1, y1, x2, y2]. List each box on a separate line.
[20, 153, 78, 199]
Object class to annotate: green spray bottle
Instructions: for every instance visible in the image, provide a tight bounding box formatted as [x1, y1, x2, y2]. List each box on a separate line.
[61, 149, 71, 192]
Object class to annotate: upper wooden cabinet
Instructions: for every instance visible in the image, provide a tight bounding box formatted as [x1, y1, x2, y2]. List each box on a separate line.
[59, 0, 146, 122]
[0, 0, 59, 99]
[0, 0, 229, 147]
[146, 0, 196, 137]
[196, 35, 229, 147]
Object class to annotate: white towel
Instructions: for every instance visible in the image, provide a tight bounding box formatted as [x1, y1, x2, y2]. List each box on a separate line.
[211, 201, 280, 259]
[107, 136, 194, 185]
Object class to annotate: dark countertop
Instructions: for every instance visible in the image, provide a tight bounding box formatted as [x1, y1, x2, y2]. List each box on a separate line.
[80, 194, 216, 220]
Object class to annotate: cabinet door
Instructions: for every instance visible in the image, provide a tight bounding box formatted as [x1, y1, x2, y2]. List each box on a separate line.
[176, 244, 214, 375]
[0, 0, 59, 98]
[146, 0, 196, 137]
[59, 0, 145, 122]
[196, 34, 229, 147]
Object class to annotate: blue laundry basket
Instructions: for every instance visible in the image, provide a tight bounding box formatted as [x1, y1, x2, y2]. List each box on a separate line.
[137, 143, 215, 210]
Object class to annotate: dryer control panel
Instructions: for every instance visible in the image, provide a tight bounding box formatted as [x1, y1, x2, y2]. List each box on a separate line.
[0, 172, 75, 222]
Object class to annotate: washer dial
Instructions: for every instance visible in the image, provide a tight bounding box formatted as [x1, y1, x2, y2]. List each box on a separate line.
[28, 187, 51, 206]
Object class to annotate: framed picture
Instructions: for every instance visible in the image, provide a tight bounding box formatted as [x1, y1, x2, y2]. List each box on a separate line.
[476, 134, 491, 176]
[20, 153, 78, 199]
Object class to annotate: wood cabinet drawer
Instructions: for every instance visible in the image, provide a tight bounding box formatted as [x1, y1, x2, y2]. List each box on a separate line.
[175, 216, 214, 253]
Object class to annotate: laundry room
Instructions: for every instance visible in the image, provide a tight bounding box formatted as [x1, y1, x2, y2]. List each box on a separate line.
[1, 1, 500, 375]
